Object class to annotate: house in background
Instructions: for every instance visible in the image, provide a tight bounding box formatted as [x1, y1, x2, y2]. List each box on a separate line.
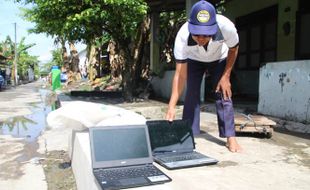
[223, 0, 309, 96]
[147, 0, 310, 123]
[224, 0, 310, 123]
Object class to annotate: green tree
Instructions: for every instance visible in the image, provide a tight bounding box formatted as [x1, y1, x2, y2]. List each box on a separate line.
[0, 36, 39, 82]
[18, 0, 149, 101]
[0, 36, 15, 61]
[159, 11, 186, 72]
[16, 37, 39, 81]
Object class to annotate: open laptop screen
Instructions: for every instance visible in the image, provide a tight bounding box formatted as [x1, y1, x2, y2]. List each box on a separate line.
[146, 120, 195, 153]
[93, 127, 149, 161]
[90, 125, 153, 168]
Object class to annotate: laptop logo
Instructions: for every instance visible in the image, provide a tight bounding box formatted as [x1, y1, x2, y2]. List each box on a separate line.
[121, 161, 127, 164]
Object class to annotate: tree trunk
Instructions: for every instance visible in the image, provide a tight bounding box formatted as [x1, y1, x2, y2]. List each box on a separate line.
[121, 48, 134, 101]
[86, 43, 98, 81]
[69, 42, 80, 73]
[118, 16, 150, 101]
[62, 41, 70, 71]
[108, 40, 123, 81]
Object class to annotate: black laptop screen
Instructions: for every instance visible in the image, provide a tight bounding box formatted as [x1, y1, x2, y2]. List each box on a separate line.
[146, 120, 195, 153]
[92, 127, 149, 162]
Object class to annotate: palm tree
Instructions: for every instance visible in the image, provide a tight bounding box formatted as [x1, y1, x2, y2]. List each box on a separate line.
[0, 36, 39, 83]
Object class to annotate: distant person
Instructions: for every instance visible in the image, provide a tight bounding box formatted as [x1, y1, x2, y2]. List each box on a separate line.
[166, 0, 242, 152]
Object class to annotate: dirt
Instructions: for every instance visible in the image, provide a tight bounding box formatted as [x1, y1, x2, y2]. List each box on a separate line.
[41, 150, 77, 190]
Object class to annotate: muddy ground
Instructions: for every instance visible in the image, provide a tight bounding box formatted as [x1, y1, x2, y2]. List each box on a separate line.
[41, 151, 76, 190]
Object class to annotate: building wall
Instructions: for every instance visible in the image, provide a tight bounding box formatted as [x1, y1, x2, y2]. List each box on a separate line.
[224, 0, 298, 61]
[151, 70, 205, 102]
[221, 0, 299, 98]
[224, 0, 277, 20]
[232, 70, 259, 96]
[277, 0, 298, 61]
[258, 60, 310, 123]
[27, 68, 35, 82]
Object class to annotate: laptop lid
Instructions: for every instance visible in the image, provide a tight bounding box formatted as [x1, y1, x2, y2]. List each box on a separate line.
[89, 125, 153, 169]
[146, 120, 195, 154]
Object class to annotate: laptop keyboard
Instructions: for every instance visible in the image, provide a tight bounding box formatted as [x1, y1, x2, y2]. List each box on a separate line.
[159, 152, 206, 163]
[94, 165, 163, 181]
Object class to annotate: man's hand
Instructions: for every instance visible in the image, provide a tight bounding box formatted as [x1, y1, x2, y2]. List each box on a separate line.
[216, 76, 232, 100]
[216, 45, 238, 100]
[165, 107, 176, 122]
[165, 62, 187, 122]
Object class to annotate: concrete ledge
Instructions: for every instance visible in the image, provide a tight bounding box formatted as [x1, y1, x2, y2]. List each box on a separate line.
[258, 60, 310, 123]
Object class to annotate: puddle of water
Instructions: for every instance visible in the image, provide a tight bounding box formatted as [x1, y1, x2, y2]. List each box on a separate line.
[0, 89, 58, 142]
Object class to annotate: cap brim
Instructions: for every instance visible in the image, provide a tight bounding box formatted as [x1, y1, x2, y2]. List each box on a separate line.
[188, 23, 218, 36]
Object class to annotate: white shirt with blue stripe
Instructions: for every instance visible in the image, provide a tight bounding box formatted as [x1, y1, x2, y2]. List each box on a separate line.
[174, 14, 239, 63]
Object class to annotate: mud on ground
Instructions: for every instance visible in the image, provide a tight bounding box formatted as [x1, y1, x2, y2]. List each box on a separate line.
[42, 151, 77, 190]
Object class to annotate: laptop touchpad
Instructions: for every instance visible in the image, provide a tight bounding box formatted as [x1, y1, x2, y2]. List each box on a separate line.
[120, 177, 148, 186]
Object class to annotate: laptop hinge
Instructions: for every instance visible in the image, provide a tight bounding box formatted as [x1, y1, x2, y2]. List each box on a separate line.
[94, 163, 154, 171]
[153, 149, 192, 156]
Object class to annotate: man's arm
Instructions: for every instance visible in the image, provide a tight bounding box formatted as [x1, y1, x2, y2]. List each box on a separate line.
[216, 45, 239, 100]
[166, 62, 187, 121]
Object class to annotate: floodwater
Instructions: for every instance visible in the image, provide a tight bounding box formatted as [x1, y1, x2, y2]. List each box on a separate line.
[0, 89, 58, 142]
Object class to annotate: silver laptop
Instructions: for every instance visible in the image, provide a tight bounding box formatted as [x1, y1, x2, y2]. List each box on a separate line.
[146, 120, 218, 170]
[89, 125, 171, 190]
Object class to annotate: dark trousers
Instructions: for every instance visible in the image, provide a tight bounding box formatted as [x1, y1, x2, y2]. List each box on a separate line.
[182, 59, 235, 137]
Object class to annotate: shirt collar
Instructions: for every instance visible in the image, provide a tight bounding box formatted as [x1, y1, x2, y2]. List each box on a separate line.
[212, 25, 224, 41]
[187, 34, 209, 51]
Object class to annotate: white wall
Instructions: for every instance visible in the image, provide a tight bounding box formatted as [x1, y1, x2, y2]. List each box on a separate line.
[258, 60, 310, 123]
[151, 70, 205, 102]
[27, 68, 35, 81]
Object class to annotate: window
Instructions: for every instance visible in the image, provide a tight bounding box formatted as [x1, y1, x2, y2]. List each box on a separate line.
[235, 5, 278, 70]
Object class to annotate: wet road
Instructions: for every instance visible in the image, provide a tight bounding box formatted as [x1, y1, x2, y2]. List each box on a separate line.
[0, 81, 51, 189]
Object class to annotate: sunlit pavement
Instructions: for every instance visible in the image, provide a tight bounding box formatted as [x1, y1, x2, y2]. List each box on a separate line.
[0, 80, 309, 190]
[0, 80, 48, 190]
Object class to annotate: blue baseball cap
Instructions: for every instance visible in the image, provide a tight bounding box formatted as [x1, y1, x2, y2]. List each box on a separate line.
[188, 0, 218, 36]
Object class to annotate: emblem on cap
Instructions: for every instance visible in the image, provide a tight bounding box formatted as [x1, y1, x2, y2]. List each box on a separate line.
[197, 10, 210, 23]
